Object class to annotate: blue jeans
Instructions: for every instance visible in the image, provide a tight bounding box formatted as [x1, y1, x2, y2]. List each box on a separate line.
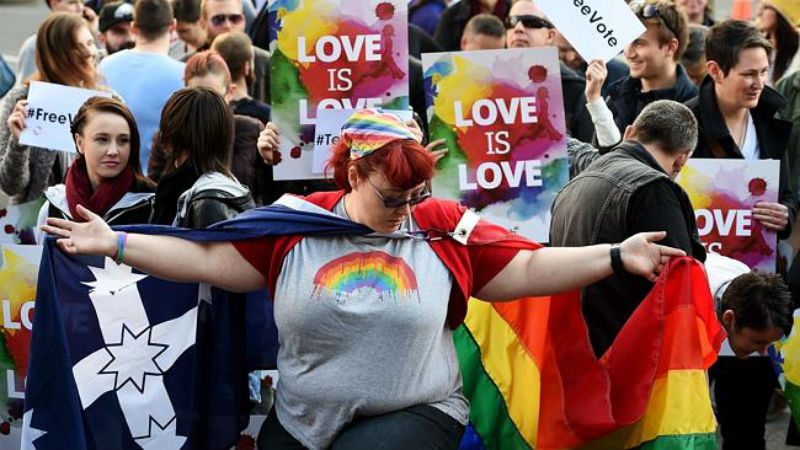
[258, 404, 465, 450]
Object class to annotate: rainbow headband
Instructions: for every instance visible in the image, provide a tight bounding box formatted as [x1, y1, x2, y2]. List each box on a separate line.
[340, 109, 416, 160]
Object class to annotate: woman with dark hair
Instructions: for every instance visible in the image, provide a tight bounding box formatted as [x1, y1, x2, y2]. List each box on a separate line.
[36, 97, 155, 241]
[149, 86, 254, 228]
[0, 12, 102, 204]
[757, 1, 799, 84]
[43, 109, 683, 450]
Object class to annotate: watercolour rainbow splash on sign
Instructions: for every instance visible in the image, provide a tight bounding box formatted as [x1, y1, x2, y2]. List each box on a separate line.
[422, 48, 569, 242]
[311, 251, 419, 303]
[268, 0, 409, 180]
[676, 159, 779, 271]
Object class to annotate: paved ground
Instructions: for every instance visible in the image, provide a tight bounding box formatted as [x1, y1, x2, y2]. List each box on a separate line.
[0, 0, 793, 448]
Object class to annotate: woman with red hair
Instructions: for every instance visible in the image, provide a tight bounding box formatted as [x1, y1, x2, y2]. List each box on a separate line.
[42, 109, 682, 450]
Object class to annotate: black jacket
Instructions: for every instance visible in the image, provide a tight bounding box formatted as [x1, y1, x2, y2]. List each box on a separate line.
[433, 0, 509, 51]
[550, 141, 704, 357]
[561, 62, 595, 143]
[686, 76, 796, 239]
[605, 64, 698, 135]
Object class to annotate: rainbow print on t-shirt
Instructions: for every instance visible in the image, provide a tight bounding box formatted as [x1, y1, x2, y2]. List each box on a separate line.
[311, 251, 419, 303]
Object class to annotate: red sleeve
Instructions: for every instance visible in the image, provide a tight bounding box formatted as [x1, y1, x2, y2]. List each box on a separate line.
[468, 245, 521, 294]
[232, 238, 275, 278]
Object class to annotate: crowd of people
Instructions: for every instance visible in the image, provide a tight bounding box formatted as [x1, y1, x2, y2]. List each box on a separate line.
[2, 0, 800, 449]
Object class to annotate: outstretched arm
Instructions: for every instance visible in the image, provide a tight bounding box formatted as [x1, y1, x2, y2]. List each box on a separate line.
[476, 232, 684, 301]
[42, 205, 266, 292]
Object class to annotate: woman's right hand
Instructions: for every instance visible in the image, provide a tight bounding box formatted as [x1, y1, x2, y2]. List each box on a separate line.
[7, 100, 28, 140]
[257, 122, 281, 165]
[41, 205, 118, 258]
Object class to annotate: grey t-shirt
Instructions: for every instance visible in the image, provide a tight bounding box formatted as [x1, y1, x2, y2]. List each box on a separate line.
[272, 200, 468, 450]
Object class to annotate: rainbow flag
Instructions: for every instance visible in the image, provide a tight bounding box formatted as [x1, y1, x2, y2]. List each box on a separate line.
[456, 257, 724, 449]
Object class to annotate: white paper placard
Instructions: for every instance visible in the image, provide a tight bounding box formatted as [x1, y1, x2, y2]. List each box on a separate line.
[535, 0, 645, 63]
[19, 81, 112, 153]
[311, 108, 413, 175]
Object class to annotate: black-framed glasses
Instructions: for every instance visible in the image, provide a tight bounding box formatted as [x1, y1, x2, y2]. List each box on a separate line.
[209, 13, 244, 27]
[366, 179, 431, 209]
[504, 15, 554, 30]
[631, 1, 679, 39]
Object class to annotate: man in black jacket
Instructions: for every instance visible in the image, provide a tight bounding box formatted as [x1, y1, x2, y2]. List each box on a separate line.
[685, 20, 796, 450]
[504, 0, 595, 143]
[604, 0, 697, 137]
[550, 100, 704, 358]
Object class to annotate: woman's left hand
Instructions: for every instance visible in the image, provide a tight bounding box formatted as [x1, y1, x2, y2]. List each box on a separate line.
[426, 139, 448, 163]
[753, 201, 789, 231]
[619, 231, 686, 282]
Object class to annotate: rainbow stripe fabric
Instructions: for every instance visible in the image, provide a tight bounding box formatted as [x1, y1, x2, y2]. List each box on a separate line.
[311, 251, 419, 302]
[340, 109, 417, 159]
[456, 257, 724, 450]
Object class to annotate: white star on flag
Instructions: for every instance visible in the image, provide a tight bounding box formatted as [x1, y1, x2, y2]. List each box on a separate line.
[83, 258, 147, 294]
[100, 325, 168, 392]
[21, 409, 46, 450]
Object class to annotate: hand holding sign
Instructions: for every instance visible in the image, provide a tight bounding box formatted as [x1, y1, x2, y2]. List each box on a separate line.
[584, 59, 608, 103]
[753, 202, 790, 231]
[7, 100, 28, 140]
[18, 81, 112, 153]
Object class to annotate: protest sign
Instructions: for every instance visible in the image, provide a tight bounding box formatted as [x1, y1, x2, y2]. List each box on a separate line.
[422, 48, 569, 242]
[676, 159, 780, 272]
[535, 0, 645, 63]
[0, 244, 41, 449]
[0, 195, 44, 245]
[311, 108, 412, 175]
[19, 81, 112, 153]
[268, 0, 409, 180]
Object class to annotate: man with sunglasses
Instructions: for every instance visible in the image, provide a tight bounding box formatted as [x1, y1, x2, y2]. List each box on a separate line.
[98, 0, 185, 172]
[600, 0, 697, 147]
[504, 0, 595, 144]
[199, 0, 270, 104]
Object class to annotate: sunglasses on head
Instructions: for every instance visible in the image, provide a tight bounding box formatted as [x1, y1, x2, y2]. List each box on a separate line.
[504, 15, 554, 30]
[366, 179, 432, 209]
[632, 2, 679, 39]
[209, 13, 244, 27]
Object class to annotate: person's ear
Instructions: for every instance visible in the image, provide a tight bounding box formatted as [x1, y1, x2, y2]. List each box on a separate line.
[546, 28, 556, 45]
[244, 60, 252, 77]
[665, 37, 679, 59]
[74, 134, 84, 155]
[623, 125, 635, 140]
[706, 60, 724, 83]
[169, 18, 177, 33]
[347, 165, 359, 190]
[722, 309, 735, 330]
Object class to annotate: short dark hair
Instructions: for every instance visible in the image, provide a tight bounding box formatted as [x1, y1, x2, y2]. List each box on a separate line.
[211, 31, 253, 82]
[706, 20, 772, 76]
[134, 0, 173, 41]
[722, 272, 793, 334]
[463, 13, 505, 39]
[173, 0, 201, 23]
[159, 87, 234, 178]
[681, 24, 708, 67]
[631, 100, 698, 155]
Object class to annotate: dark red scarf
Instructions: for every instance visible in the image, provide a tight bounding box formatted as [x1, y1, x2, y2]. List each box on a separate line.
[65, 160, 134, 222]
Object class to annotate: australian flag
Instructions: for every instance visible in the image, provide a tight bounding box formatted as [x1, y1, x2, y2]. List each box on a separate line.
[23, 197, 370, 450]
